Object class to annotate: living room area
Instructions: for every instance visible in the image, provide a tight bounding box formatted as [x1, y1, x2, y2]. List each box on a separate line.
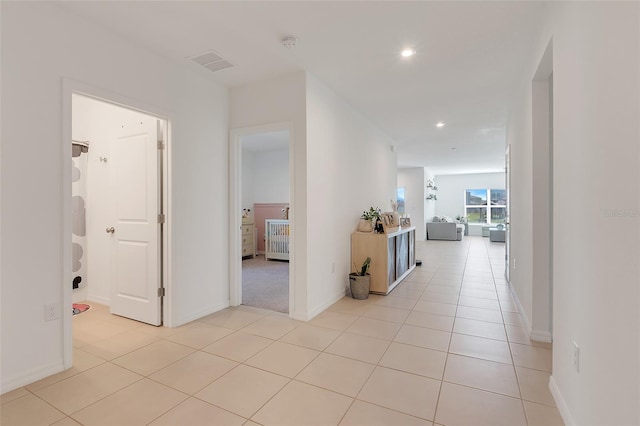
[398, 170, 508, 243]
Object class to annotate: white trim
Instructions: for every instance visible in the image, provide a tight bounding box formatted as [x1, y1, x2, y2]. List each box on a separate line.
[507, 279, 533, 333]
[229, 122, 296, 318]
[530, 329, 553, 343]
[293, 288, 347, 322]
[549, 375, 575, 426]
[0, 361, 66, 394]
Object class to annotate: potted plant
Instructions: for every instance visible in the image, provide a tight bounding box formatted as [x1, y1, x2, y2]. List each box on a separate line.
[349, 257, 371, 299]
[357, 207, 381, 233]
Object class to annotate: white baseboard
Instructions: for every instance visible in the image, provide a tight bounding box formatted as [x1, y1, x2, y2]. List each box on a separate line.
[530, 329, 553, 343]
[507, 281, 533, 333]
[293, 288, 347, 322]
[173, 302, 229, 327]
[549, 375, 575, 426]
[1, 360, 65, 395]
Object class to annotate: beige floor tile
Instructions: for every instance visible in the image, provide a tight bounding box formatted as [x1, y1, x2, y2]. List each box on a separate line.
[379, 342, 447, 379]
[198, 308, 264, 329]
[347, 317, 402, 340]
[150, 351, 237, 394]
[405, 311, 455, 332]
[72, 319, 132, 342]
[328, 297, 373, 316]
[245, 341, 319, 378]
[419, 292, 459, 305]
[443, 354, 520, 398]
[458, 295, 501, 310]
[280, 324, 341, 350]
[201, 331, 273, 362]
[435, 382, 526, 426]
[523, 401, 564, 426]
[424, 285, 460, 295]
[502, 311, 525, 326]
[0, 387, 29, 405]
[374, 295, 419, 310]
[296, 353, 374, 397]
[80, 330, 159, 360]
[309, 310, 359, 331]
[499, 300, 520, 313]
[413, 300, 457, 317]
[449, 333, 512, 364]
[453, 317, 507, 341]
[456, 305, 504, 324]
[516, 367, 555, 406]
[111, 340, 194, 376]
[196, 364, 288, 418]
[252, 380, 352, 426]
[358, 366, 440, 421]
[135, 323, 182, 339]
[34, 363, 142, 415]
[362, 305, 411, 323]
[510, 343, 552, 372]
[340, 400, 432, 426]
[325, 332, 391, 364]
[387, 286, 424, 299]
[26, 349, 106, 391]
[149, 397, 246, 426]
[241, 315, 300, 340]
[52, 417, 82, 426]
[71, 379, 186, 425]
[0, 393, 65, 425]
[394, 324, 451, 352]
[165, 323, 234, 349]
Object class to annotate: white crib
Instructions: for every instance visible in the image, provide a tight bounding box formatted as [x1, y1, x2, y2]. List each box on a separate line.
[265, 219, 290, 261]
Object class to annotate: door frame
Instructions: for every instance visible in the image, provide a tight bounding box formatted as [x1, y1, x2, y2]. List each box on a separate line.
[62, 79, 172, 369]
[229, 122, 295, 316]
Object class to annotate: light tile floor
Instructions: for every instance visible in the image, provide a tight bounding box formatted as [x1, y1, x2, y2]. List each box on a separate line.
[0, 237, 564, 426]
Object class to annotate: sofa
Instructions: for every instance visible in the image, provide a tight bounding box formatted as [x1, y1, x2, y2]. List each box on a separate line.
[426, 217, 465, 241]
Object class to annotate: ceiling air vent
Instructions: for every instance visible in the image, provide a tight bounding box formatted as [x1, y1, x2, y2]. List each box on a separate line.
[189, 50, 233, 73]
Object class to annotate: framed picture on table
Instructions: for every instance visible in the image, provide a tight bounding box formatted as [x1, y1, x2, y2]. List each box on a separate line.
[400, 217, 411, 227]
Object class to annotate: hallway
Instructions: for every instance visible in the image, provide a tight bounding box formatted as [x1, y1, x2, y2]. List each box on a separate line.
[1, 237, 561, 425]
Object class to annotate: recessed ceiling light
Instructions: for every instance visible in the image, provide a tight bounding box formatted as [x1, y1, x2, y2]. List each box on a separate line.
[451, 147, 457, 151]
[436, 121, 445, 128]
[401, 48, 416, 57]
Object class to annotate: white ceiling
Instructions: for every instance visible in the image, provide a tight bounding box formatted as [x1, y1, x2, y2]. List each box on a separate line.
[56, 1, 546, 175]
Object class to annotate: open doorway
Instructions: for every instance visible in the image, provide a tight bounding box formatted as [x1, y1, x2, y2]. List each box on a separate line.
[229, 123, 294, 316]
[239, 130, 290, 313]
[70, 93, 167, 326]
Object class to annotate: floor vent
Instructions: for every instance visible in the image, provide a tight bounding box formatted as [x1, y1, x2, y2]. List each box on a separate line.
[189, 50, 233, 73]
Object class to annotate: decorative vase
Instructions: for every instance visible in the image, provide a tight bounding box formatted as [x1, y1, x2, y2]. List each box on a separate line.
[349, 273, 370, 299]
[357, 219, 374, 233]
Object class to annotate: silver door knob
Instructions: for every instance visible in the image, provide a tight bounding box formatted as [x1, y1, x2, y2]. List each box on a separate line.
[106, 227, 115, 234]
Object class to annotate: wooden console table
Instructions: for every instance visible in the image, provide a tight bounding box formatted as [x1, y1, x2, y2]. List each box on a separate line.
[351, 227, 416, 295]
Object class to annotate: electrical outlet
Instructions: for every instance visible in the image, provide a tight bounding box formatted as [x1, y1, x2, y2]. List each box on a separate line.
[572, 341, 580, 373]
[44, 303, 61, 322]
[513, 258, 517, 270]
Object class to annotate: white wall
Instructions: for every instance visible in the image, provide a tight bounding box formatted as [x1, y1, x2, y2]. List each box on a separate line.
[305, 74, 397, 318]
[230, 72, 308, 319]
[250, 148, 290, 204]
[508, 2, 640, 424]
[398, 167, 426, 240]
[241, 150, 255, 211]
[434, 172, 506, 219]
[1, 2, 229, 392]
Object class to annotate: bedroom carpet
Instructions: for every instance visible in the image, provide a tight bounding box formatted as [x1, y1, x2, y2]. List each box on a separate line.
[242, 254, 289, 313]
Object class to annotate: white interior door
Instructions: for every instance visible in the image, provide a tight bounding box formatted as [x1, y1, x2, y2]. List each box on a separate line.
[109, 117, 161, 325]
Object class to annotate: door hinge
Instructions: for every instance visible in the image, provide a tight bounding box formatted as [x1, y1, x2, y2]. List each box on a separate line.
[157, 140, 165, 150]
[158, 213, 165, 224]
[158, 287, 165, 297]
